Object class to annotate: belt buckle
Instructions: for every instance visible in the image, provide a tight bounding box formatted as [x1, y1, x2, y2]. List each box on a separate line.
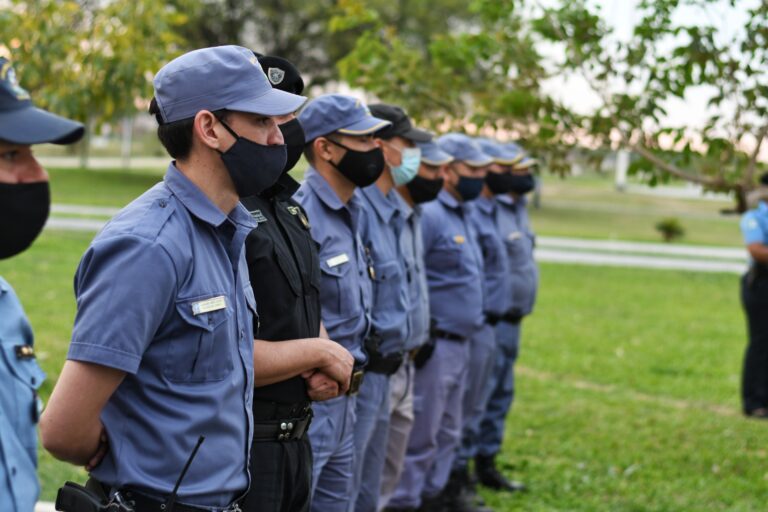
[348, 370, 364, 396]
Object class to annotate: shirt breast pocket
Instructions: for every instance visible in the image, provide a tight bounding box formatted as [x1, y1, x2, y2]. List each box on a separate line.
[320, 259, 356, 315]
[165, 294, 234, 383]
[430, 244, 462, 272]
[479, 233, 504, 273]
[1, 344, 45, 448]
[372, 260, 403, 310]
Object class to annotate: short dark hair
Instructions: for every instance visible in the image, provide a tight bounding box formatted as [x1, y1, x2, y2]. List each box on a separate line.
[303, 133, 341, 166]
[149, 98, 229, 161]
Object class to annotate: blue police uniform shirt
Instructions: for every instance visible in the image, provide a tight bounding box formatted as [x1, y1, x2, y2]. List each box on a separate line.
[294, 167, 372, 365]
[398, 197, 431, 352]
[0, 277, 45, 512]
[741, 201, 768, 246]
[358, 184, 409, 356]
[469, 196, 512, 316]
[420, 189, 484, 339]
[67, 164, 257, 509]
[496, 194, 538, 316]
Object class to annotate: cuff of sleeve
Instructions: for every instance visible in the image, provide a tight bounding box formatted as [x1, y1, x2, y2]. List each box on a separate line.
[67, 341, 142, 374]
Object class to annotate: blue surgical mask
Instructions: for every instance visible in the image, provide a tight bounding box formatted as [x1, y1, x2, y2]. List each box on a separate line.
[391, 147, 422, 186]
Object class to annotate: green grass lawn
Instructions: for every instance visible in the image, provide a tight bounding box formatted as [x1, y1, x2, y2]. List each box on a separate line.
[532, 175, 742, 246]
[1, 228, 758, 509]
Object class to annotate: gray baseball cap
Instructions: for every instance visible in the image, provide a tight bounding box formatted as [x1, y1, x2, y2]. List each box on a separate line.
[153, 45, 306, 123]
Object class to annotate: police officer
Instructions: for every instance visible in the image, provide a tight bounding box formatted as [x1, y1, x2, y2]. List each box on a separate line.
[0, 56, 83, 512]
[379, 141, 452, 510]
[239, 55, 354, 512]
[388, 133, 489, 511]
[294, 94, 390, 511]
[40, 46, 305, 511]
[474, 144, 538, 491]
[740, 173, 768, 418]
[445, 137, 524, 512]
[348, 103, 432, 512]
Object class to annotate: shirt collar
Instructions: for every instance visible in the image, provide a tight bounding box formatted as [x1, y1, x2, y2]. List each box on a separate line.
[475, 195, 496, 214]
[164, 163, 256, 230]
[305, 166, 346, 212]
[437, 188, 461, 211]
[361, 184, 400, 224]
[759, 201, 768, 215]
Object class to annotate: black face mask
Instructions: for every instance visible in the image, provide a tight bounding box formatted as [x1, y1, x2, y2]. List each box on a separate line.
[279, 118, 305, 174]
[406, 175, 444, 204]
[508, 174, 536, 195]
[485, 172, 517, 195]
[218, 120, 287, 198]
[326, 138, 385, 188]
[0, 182, 50, 260]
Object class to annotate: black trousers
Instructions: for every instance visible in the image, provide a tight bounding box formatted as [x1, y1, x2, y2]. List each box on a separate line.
[741, 271, 768, 414]
[240, 437, 312, 512]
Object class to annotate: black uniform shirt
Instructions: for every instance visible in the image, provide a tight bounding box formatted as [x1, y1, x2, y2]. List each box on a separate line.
[242, 174, 321, 403]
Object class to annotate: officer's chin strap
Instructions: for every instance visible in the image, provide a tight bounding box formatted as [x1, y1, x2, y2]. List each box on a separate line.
[163, 435, 206, 512]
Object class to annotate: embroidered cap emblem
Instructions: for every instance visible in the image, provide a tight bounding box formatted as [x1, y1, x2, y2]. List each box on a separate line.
[267, 67, 285, 85]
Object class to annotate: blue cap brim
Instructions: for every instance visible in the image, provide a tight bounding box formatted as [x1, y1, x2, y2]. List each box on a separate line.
[336, 116, 391, 136]
[464, 149, 493, 167]
[0, 106, 84, 145]
[227, 87, 307, 117]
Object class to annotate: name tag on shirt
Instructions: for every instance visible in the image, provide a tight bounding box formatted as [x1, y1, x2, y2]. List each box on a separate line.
[192, 296, 227, 315]
[453, 235, 465, 244]
[327, 253, 350, 267]
[249, 209, 268, 223]
[508, 231, 523, 241]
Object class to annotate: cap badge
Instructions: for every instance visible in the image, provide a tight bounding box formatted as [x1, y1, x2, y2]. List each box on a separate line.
[1, 61, 30, 100]
[267, 67, 285, 85]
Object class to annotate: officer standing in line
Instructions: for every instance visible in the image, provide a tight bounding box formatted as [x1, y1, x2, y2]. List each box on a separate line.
[349, 103, 432, 512]
[41, 46, 306, 511]
[0, 57, 84, 512]
[387, 133, 489, 512]
[379, 140, 453, 511]
[239, 55, 354, 512]
[474, 145, 538, 491]
[293, 94, 391, 512]
[444, 138, 524, 512]
[739, 173, 768, 418]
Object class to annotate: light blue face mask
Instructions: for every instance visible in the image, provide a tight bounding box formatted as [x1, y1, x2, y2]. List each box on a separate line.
[391, 147, 422, 186]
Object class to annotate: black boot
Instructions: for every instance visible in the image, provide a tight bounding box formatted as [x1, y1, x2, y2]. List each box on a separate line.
[442, 468, 493, 512]
[418, 492, 446, 512]
[475, 454, 527, 492]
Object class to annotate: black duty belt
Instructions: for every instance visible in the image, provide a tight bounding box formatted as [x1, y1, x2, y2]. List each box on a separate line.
[486, 310, 523, 326]
[252, 411, 312, 442]
[366, 350, 404, 375]
[252, 399, 311, 421]
[431, 328, 467, 343]
[82, 478, 229, 512]
[111, 489, 216, 512]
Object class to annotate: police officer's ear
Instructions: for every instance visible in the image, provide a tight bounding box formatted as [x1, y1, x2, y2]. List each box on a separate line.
[376, 138, 401, 168]
[313, 136, 337, 164]
[192, 110, 231, 153]
[439, 163, 456, 184]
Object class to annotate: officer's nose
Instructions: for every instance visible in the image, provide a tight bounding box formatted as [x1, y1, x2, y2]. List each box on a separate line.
[268, 121, 285, 146]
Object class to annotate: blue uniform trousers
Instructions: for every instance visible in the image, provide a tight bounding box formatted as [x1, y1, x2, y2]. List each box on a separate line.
[454, 323, 498, 469]
[308, 394, 357, 512]
[389, 338, 470, 507]
[350, 371, 390, 512]
[477, 321, 521, 457]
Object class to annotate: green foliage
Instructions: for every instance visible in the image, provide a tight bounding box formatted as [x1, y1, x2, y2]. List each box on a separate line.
[1, 0, 187, 126]
[334, 0, 768, 209]
[655, 217, 686, 242]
